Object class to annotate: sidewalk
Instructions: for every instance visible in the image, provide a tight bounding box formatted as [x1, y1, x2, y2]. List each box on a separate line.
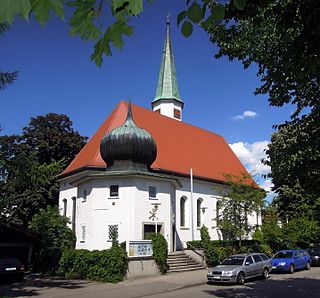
[0, 269, 208, 298]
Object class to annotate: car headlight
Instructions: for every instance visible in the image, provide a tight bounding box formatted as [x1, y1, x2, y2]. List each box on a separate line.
[314, 256, 319, 259]
[278, 262, 286, 266]
[222, 271, 233, 276]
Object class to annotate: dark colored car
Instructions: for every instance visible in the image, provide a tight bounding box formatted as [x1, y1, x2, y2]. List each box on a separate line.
[271, 250, 311, 273]
[307, 247, 320, 266]
[0, 258, 25, 282]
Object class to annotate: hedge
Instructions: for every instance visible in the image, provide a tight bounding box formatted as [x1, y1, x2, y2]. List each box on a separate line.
[59, 245, 128, 283]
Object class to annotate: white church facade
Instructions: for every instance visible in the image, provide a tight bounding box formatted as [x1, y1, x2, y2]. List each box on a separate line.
[58, 19, 260, 254]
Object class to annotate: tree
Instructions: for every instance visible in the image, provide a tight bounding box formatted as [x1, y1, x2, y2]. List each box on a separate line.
[22, 113, 87, 165]
[0, 23, 18, 90]
[178, 0, 320, 119]
[29, 206, 75, 250]
[0, 113, 87, 225]
[282, 216, 320, 249]
[0, 0, 152, 66]
[263, 110, 320, 221]
[217, 173, 265, 243]
[29, 206, 75, 273]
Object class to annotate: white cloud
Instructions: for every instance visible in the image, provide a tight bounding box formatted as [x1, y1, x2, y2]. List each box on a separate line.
[231, 110, 257, 120]
[259, 179, 273, 192]
[229, 141, 270, 176]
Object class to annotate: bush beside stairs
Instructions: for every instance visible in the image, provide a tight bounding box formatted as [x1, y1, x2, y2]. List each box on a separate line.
[166, 251, 205, 273]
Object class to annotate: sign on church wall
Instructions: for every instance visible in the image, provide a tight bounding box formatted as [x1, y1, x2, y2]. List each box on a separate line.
[129, 240, 153, 257]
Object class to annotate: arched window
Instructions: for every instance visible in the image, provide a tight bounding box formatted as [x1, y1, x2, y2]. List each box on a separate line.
[180, 197, 187, 227]
[62, 198, 67, 217]
[197, 198, 203, 227]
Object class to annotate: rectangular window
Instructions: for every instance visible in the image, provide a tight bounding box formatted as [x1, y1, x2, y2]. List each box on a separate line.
[82, 189, 87, 202]
[174, 109, 181, 119]
[110, 185, 119, 198]
[149, 186, 157, 199]
[80, 225, 86, 243]
[107, 225, 119, 242]
[72, 196, 76, 232]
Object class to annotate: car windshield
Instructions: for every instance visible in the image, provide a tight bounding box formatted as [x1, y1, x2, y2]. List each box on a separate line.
[221, 257, 245, 265]
[274, 252, 293, 259]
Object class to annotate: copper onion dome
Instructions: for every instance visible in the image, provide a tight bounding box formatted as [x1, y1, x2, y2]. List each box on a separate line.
[100, 102, 157, 171]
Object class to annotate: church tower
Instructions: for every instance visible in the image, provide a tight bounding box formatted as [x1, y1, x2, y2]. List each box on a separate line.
[152, 16, 184, 121]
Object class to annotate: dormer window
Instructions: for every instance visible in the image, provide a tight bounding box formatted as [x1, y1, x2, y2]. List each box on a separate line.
[110, 185, 119, 198]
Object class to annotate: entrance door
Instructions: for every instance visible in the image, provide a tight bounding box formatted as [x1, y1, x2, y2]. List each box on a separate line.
[143, 224, 162, 240]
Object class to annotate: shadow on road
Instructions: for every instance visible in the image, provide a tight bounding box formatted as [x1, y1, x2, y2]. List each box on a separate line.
[0, 274, 92, 297]
[205, 276, 320, 297]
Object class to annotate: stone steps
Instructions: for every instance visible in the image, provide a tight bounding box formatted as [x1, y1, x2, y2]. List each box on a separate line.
[167, 251, 205, 273]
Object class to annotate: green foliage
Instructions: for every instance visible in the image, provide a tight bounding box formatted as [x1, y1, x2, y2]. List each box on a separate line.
[282, 217, 320, 249]
[205, 243, 232, 267]
[217, 172, 265, 243]
[256, 244, 273, 257]
[29, 206, 75, 273]
[200, 225, 210, 249]
[151, 233, 168, 274]
[264, 111, 320, 221]
[32, 247, 63, 274]
[252, 228, 264, 243]
[59, 246, 128, 283]
[0, 24, 18, 91]
[0, 0, 150, 66]
[29, 206, 75, 250]
[0, 113, 86, 225]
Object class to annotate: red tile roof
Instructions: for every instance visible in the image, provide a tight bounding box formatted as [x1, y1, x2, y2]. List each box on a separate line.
[61, 101, 253, 184]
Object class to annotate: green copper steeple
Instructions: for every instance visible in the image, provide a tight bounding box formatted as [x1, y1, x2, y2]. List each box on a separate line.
[153, 16, 183, 104]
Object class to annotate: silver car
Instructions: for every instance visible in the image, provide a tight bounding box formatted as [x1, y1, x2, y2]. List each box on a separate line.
[207, 253, 272, 285]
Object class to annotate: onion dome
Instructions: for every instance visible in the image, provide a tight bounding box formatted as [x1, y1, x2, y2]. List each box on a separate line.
[100, 101, 157, 171]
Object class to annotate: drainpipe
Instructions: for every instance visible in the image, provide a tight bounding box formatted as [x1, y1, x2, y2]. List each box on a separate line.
[190, 168, 194, 241]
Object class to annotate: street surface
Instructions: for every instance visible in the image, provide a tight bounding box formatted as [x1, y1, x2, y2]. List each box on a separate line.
[1, 267, 320, 298]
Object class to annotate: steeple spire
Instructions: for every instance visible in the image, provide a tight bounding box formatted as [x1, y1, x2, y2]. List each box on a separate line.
[152, 15, 184, 121]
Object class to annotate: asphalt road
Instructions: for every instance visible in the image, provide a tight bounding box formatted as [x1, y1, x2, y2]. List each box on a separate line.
[148, 268, 320, 298]
[1, 267, 320, 298]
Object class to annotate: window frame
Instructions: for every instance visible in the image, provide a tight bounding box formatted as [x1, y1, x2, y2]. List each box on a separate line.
[107, 224, 119, 242]
[80, 225, 86, 243]
[148, 185, 157, 200]
[82, 189, 87, 203]
[109, 185, 119, 198]
[180, 196, 187, 228]
[196, 198, 203, 228]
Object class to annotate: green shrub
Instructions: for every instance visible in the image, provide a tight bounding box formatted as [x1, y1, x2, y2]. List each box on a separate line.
[59, 246, 128, 283]
[205, 244, 233, 267]
[256, 244, 273, 257]
[200, 225, 211, 249]
[186, 240, 202, 249]
[32, 247, 63, 274]
[151, 233, 168, 274]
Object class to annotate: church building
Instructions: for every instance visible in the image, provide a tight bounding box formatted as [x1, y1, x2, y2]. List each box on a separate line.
[58, 18, 260, 255]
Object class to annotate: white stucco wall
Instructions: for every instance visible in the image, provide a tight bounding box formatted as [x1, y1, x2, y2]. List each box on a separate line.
[59, 172, 261, 252]
[152, 101, 183, 121]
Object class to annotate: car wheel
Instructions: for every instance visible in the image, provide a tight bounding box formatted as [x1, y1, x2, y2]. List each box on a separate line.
[305, 262, 311, 270]
[262, 268, 269, 279]
[289, 264, 295, 274]
[236, 272, 245, 285]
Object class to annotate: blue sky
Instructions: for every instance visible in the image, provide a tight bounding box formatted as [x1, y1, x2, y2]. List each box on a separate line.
[0, 0, 293, 197]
